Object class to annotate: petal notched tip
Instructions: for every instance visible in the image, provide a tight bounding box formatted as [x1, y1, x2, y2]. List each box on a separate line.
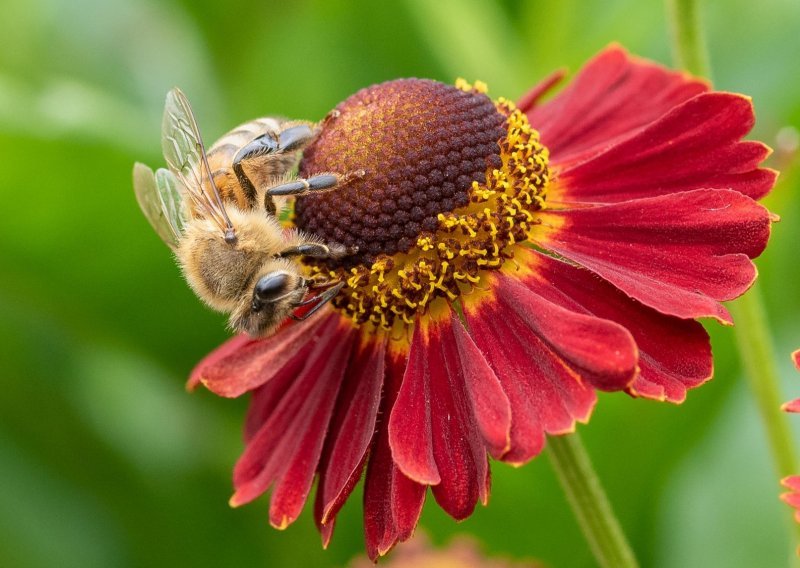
[782, 398, 800, 414]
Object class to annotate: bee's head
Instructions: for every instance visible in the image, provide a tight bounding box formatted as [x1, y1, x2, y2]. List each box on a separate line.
[229, 258, 308, 337]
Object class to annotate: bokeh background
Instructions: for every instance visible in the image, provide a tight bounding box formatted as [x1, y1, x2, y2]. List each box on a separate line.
[1, 0, 799, 566]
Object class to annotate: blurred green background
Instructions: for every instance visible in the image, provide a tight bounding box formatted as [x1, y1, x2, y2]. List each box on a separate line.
[1, 0, 798, 566]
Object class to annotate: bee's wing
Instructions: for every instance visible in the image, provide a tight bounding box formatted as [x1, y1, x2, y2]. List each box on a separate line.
[161, 88, 235, 239]
[132, 162, 186, 250]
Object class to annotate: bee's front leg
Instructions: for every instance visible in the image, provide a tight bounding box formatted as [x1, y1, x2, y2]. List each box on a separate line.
[266, 169, 365, 197]
[279, 242, 358, 260]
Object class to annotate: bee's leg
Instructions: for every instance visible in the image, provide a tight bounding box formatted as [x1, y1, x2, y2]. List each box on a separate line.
[277, 124, 318, 152]
[266, 170, 365, 197]
[279, 242, 357, 260]
[232, 135, 279, 207]
[290, 282, 345, 321]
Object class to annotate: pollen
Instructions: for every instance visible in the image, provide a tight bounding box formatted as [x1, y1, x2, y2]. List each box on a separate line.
[295, 79, 550, 331]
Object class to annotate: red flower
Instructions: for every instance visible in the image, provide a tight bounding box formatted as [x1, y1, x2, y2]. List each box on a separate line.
[189, 45, 775, 559]
[782, 350, 800, 413]
[781, 475, 800, 524]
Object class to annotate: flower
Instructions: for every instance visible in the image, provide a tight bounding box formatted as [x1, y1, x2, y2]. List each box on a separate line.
[781, 475, 800, 525]
[782, 351, 800, 553]
[189, 45, 776, 559]
[782, 350, 800, 412]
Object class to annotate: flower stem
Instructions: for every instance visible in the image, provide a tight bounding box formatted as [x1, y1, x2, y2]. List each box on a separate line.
[729, 288, 799, 478]
[666, 0, 710, 77]
[547, 433, 639, 568]
[729, 288, 800, 563]
[666, 0, 800, 557]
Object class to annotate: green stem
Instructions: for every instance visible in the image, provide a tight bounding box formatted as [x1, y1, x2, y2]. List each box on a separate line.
[730, 288, 799, 479]
[666, 0, 710, 77]
[548, 434, 639, 568]
[666, 0, 800, 558]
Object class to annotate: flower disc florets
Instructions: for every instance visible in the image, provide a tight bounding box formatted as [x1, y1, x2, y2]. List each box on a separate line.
[296, 78, 550, 330]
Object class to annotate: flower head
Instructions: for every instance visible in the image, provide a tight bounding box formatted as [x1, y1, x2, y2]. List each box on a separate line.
[190, 45, 776, 559]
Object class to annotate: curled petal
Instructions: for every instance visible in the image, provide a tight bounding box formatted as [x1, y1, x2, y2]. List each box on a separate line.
[523, 44, 707, 164]
[389, 307, 510, 518]
[533, 188, 772, 323]
[187, 334, 251, 392]
[462, 275, 626, 464]
[365, 354, 426, 560]
[516, 249, 712, 403]
[549, 92, 776, 203]
[387, 323, 441, 486]
[195, 310, 329, 397]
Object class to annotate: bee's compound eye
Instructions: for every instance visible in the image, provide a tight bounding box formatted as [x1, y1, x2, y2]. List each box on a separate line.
[254, 272, 290, 302]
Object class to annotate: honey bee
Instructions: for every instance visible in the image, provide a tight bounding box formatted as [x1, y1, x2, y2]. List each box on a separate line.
[133, 88, 360, 337]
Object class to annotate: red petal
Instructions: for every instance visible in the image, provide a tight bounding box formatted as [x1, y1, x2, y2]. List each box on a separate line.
[782, 399, 800, 414]
[315, 335, 386, 527]
[243, 341, 314, 443]
[783, 476, 800, 492]
[463, 276, 602, 464]
[517, 249, 712, 403]
[480, 274, 637, 391]
[387, 306, 510, 515]
[781, 491, 800, 509]
[229, 315, 355, 531]
[197, 310, 329, 398]
[430, 316, 493, 516]
[534, 188, 772, 323]
[187, 334, 251, 391]
[449, 314, 512, 460]
[387, 324, 441, 486]
[524, 44, 708, 164]
[794, 350, 800, 371]
[550, 92, 776, 203]
[364, 353, 425, 560]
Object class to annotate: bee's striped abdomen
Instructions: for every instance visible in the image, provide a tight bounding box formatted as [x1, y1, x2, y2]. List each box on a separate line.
[205, 117, 284, 209]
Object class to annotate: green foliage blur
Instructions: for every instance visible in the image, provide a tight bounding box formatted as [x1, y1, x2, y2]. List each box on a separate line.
[1, 0, 798, 566]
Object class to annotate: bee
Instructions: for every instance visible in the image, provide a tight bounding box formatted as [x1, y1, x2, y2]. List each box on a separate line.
[133, 88, 361, 337]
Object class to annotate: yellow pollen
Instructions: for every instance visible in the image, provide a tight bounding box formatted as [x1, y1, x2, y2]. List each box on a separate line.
[307, 94, 550, 333]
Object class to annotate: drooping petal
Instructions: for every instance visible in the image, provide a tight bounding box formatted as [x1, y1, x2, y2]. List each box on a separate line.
[522, 44, 708, 164]
[388, 307, 510, 518]
[243, 341, 314, 443]
[548, 92, 776, 204]
[229, 315, 356, 531]
[195, 310, 329, 397]
[462, 274, 637, 464]
[187, 333, 251, 391]
[387, 323, 441, 486]
[516, 248, 712, 403]
[315, 334, 387, 532]
[449, 313, 512, 460]
[533, 188, 772, 323]
[364, 353, 426, 560]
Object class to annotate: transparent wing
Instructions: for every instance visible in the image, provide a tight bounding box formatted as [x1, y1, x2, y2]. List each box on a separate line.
[132, 162, 184, 250]
[161, 88, 235, 240]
